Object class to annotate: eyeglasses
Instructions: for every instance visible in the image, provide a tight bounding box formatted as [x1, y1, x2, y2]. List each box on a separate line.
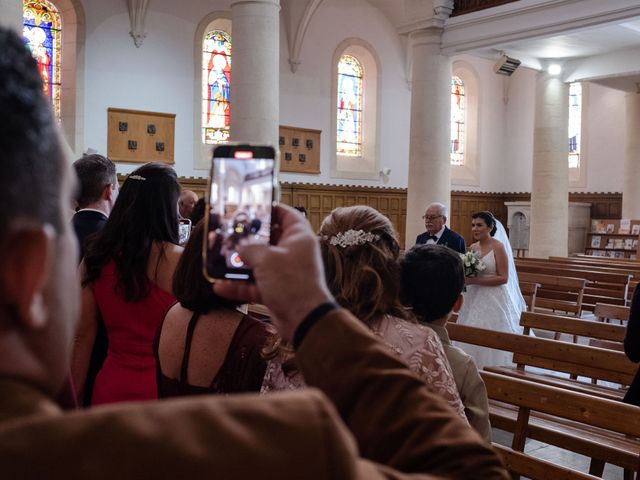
[422, 215, 443, 221]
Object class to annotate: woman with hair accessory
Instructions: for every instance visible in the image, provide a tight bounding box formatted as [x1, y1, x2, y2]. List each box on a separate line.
[454, 211, 526, 369]
[262, 206, 466, 420]
[72, 162, 184, 405]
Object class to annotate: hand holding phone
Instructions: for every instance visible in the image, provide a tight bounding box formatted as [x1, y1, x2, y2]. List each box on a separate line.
[203, 144, 277, 282]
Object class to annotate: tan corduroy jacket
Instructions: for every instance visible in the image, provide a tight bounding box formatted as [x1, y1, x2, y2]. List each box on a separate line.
[0, 309, 507, 479]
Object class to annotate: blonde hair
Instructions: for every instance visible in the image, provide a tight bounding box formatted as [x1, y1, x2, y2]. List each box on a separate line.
[319, 206, 410, 326]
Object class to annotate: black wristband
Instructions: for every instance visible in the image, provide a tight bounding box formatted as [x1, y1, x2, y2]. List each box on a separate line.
[293, 302, 338, 350]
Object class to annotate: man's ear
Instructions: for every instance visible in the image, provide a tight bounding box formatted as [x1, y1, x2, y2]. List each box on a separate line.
[103, 184, 114, 202]
[452, 294, 464, 313]
[0, 226, 52, 330]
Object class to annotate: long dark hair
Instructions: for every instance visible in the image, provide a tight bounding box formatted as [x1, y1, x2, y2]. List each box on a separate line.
[83, 162, 181, 302]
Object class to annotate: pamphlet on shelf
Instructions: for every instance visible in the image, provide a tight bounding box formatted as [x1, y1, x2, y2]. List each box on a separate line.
[619, 219, 631, 234]
[625, 238, 634, 250]
[591, 220, 607, 234]
[606, 224, 615, 234]
[633, 224, 640, 236]
[590, 236, 601, 248]
[605, 239, 614, 249]
[614, 239, 624, 249]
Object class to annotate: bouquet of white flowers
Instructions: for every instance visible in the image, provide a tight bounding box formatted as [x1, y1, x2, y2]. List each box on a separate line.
[459, 250, 486, 277]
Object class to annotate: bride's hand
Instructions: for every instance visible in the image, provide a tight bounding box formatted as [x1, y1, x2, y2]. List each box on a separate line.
[465, 276, 477, 285]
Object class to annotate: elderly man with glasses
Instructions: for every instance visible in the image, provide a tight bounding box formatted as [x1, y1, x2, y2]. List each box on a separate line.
[416, 202, 466, 254]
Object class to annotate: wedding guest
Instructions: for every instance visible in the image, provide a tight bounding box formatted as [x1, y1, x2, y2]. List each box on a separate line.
[179, 189, 198, 219]
[401, 244, 491, 441]
[155, 221, 272, 396]
[189, 198, 206, 225]
[0, 27, 508, 479]
[72, 162, 183, 405]
[263, 206, 467, 421]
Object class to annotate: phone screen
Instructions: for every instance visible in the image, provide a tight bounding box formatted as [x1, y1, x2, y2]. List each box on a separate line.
[204, 145, 276, 281]
[178, 219, 192, 246]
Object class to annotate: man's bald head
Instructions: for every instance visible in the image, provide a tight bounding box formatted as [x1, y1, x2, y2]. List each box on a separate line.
[179, 190, 198, 219]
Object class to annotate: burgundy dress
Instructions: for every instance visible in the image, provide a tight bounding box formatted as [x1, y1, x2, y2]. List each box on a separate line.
[91, 261, 175, 405]
[154, 312, 269, 397]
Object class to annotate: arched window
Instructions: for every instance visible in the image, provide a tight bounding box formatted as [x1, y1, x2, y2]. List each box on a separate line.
[336, 54, 363, 156]
[568, 82, 582, 169]
[450, 76, 465, 166]
[202, 29, 231, 144]
[23, 0, 62, 118]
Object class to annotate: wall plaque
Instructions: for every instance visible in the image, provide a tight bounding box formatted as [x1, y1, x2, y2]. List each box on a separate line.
[108, 108, 175, 164]
[279, 125, 320, 174]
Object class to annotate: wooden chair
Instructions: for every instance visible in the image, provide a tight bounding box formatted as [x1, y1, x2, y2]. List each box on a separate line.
[482, 371, 640, 479]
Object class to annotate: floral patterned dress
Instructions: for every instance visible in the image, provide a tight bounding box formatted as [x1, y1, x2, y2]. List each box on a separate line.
[261, 315, 467, 421]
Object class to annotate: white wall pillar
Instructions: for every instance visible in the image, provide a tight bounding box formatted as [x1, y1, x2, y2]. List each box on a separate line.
[622, 91, 640, 219]
[229, 0, 279, 147]
[529, 72, 569, 258]
[405, 27, 452, 245]
[0, 0, 22, 33]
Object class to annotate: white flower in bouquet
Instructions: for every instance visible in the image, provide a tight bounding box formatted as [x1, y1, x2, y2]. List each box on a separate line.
[459, 250, 486, 277]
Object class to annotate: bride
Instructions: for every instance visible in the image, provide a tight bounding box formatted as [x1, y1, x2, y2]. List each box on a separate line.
[454, 211, 526, 369]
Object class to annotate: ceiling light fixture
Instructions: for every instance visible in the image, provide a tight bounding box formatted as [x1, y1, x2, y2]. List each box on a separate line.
[548, 64, 562, 75]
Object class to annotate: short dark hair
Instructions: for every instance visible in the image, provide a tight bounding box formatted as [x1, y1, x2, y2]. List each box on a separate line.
[72, 154, 116, 208]
[400, 244, 465, 323]
[172, 220, 238, 313]
[0, 27, 64, 241]
[472, 211, 498, 236]
[83, 162, 181, 302]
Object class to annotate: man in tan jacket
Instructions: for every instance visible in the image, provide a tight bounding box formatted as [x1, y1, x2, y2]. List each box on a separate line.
[0, 27, 507, 480]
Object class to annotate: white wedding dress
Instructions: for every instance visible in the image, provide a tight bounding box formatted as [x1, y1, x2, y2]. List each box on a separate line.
[454, 223, 526, 370]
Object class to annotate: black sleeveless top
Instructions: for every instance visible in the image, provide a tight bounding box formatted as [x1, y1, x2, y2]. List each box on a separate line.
[154, 311, 270, 397]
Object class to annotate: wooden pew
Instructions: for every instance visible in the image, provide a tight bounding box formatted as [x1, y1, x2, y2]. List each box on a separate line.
[517, 271, 586, 317]
[482, 371, 640, 478]
[520, 311, 626, 344]
[516, 261, 632, 311]
[493, 444, 601, 480]
[518, 281, 539, 311]
[447, 323, 634, 401]
[595, 302, 630, 324]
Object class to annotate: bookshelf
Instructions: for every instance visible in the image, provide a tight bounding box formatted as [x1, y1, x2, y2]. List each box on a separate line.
[585, 219, 640, 259]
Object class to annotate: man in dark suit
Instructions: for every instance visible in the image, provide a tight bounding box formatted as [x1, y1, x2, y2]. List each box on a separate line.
[72, 153, 118, 261]
[416, 202, 466, 253]
[71, 154, 118, 407]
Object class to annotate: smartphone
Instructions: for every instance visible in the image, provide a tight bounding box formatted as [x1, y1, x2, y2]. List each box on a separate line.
[178, 218, 192, 246]
[203, 144, 277, 282]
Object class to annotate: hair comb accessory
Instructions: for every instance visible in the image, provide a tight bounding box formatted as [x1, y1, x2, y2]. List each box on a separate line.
[128, 174, 146, 181]
[328, 229, 380, 248]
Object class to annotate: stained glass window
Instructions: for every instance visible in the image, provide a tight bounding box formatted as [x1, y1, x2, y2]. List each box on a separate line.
[23, 0, 61, 118]
[450, 76, 465, 166]
[337, 55, 363, 156]
[202, 30, 231, 144]
[568, 82, 581, 169]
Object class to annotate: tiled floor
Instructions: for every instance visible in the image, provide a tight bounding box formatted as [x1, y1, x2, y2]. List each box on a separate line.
[492, 429, 625, 479]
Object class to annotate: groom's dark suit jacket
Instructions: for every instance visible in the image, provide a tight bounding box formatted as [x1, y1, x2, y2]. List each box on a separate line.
[416, 226, 466, 254]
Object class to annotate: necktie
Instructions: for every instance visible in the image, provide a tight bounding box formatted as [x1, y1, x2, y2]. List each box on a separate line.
[427, 235, 438, 242]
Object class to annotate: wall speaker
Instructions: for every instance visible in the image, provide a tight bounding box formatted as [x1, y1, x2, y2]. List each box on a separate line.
[494, 55, 521, 76]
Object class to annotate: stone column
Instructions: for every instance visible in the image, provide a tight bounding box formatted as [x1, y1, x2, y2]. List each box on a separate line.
[404, 27, 452, 245]
[230, 0, 280, 147]
[0, 0, 22, 33]
[622, 90, 640, 219]
[529, 72, 569, 258]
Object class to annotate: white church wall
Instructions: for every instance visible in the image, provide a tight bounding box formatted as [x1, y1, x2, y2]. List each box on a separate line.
[82, 0, 230, 178]
[278, 0, 410, 188]
[577, 82, 625, 193]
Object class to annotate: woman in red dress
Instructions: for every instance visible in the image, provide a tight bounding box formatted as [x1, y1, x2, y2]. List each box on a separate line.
[71, 162, 183, 405]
